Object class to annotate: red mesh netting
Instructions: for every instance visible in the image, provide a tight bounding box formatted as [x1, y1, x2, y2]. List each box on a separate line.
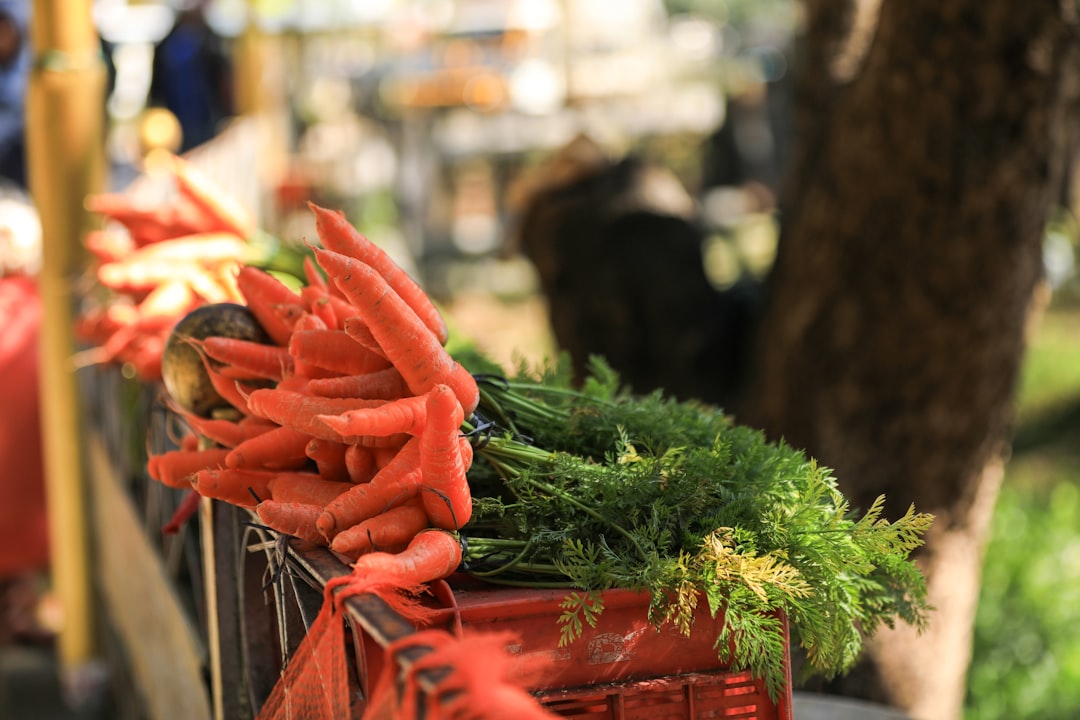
[255, 572, 438, 720]
[255, 571, 559, 720]
[366, 629, 557, 720]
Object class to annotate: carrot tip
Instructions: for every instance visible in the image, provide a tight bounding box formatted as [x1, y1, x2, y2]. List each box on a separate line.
[313, 413, 346, 434]
[316, 511, 337, 540]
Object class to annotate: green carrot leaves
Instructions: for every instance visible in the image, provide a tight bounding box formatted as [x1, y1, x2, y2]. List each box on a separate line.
[457, 353, 934, 698]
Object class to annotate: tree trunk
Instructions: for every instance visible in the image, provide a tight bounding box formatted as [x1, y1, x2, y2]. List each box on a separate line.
[744, 2, 1080, 718]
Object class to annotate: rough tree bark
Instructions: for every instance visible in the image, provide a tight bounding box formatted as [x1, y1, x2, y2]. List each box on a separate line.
[743, 2, 1080, 718]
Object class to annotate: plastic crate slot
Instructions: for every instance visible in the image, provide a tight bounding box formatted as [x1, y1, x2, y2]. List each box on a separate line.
[622, 687, 689, 720]
[545, 701, 614, 719]
[693, 686, 762, 718]
[696, 681, 760, 698]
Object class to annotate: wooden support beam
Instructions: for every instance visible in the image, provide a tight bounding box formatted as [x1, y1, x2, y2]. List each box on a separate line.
[26, 0, 106, 689]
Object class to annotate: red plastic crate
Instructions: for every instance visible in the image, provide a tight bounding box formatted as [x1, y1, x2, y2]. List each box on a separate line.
[350, 576, 792, 720]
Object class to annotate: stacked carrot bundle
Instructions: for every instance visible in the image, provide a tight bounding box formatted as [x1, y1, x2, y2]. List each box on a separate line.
[74, 154, 252, 380]
[149, 203, 478, 584]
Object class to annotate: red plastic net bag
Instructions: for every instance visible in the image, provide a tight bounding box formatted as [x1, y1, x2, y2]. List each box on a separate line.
[255, 572, 438, 720]
[255, 582, 350, 719]
[363, 628, 558, 720]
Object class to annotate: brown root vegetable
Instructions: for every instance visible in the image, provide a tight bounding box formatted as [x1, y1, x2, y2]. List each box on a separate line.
[161, 303, 269, 417]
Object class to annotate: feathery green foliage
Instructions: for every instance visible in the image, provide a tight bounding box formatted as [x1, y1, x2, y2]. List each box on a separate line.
[458, 354, 933, 698]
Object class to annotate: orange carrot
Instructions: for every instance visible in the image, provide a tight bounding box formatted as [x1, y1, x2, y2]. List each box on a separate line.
[315, 392, 428, 440]
[305, 437, 350, 483]
[235, 265, 301, 346]
[209, 368, 253, 414]
[163, 490, 202, 535]
[316, 248, 479, 414]
[348, 433, 413, 450]
[226, 425, 313, 470]
[330, 499, 430, 559]
[172, 410, 251, 448]
[291, 308, 326, 332]
[184, 340, 254, 413]
[318, 438, 422, 538]
[109, 232, 247, 265]
[341, 316, 385, 357]
[201, 336, 294, 381]
[345, 445, 376, 484]
[310, 202, 449, 345]
[96, 258, 210, 292]
[135, 279, 198, 320]
[184, 262, 241, 304]
[324, 294, 366, 332]
[92, 323, 138, 364]
[245, 388, 388, 440]
[372, 444, 401, 470]
[191, 467, 276, 507]
[302, 254, 327, 291]
[84, 229, 135, 263]
[305, 366, 407, 400]
[73, 304, 126, 343]
[334, 433, 410, 451]
[285, 310, 342, 379]
[213, 260, 244, 305]
[275, 374, 311, 393]
[300, 286, 338, 330]
[255, 501, 325, 546]
[85, 194, 203, 245]
[267, 471, 352, 506]
[288, 328, 391, 376]
[419, 384, 472, 530]
[126, 335, 168, 381]
[347, 528, 462, 583]
[148, 447, 231, 489]
[170, 154, 254, 238]
[273, 301, 313, 333]
[129, 311, 186, 337]
[458, 434, 474, 469]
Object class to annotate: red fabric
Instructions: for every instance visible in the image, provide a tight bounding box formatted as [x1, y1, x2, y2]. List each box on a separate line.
[0, 276, 48, 579]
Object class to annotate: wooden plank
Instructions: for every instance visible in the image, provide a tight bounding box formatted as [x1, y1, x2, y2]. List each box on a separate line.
[88, 435, 211, 720]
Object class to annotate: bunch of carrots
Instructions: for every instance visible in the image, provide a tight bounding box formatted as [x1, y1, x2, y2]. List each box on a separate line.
[74, 154, 253, 381]
[149, 202, 478, 586]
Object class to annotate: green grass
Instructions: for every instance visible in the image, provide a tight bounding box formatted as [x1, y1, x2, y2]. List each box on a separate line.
[965, 301, 1080, 719]
[1014, 301, 1080, 425]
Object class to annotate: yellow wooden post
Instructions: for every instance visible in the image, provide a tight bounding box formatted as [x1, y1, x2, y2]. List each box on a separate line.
[26, 0, 107, 692]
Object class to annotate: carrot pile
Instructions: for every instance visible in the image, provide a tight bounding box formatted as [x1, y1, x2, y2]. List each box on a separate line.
[74, 154, 253, 381]
[149, 202, 478, 585]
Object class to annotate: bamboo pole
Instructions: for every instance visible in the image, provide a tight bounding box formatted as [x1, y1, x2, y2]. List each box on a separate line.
[26, 0, 106, 692]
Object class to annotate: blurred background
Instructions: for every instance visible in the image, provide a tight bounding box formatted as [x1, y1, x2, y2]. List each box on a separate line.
[2, 1, 1079, 718]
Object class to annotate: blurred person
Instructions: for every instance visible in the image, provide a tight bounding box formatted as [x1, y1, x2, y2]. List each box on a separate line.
[0, 183, 49, 644]
[0, 0, 29, 188]
[510, 135, 760, 411]
[149, 2, 233, 152]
